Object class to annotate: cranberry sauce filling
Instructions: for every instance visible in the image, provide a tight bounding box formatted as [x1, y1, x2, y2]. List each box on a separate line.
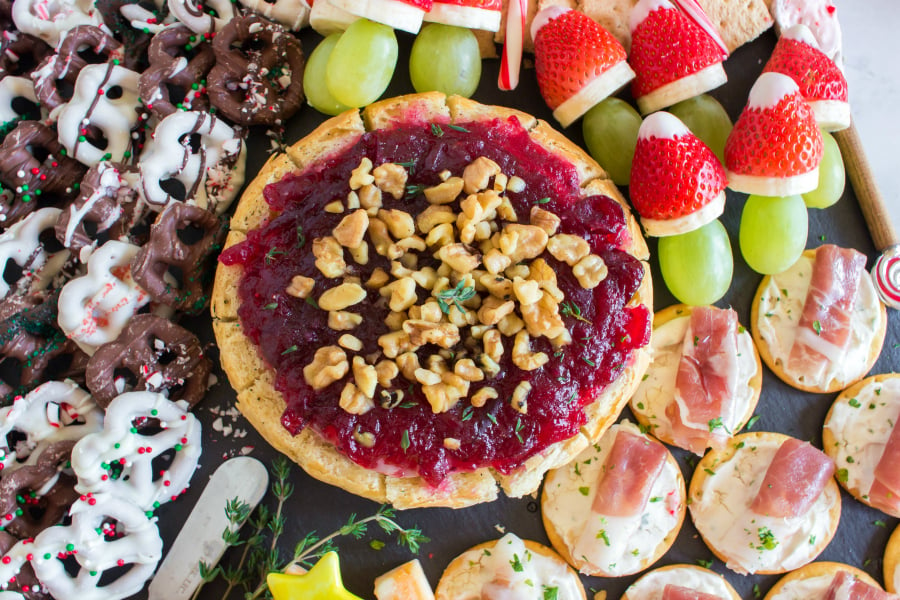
[221, 117, 650, 485]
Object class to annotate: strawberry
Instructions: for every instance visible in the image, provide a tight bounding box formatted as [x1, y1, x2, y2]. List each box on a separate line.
[630, 111, 726, 236]
[725, 71, 824, 196]
[628, 0, 727, 114]
[762, 24, 849, 131]
[533, 8, 634, 127]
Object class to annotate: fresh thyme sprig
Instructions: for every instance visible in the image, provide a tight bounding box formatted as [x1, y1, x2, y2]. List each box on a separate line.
[198, 457, 429, 600]
[560, 300, 592, 325]
[436, 280, 476, 314]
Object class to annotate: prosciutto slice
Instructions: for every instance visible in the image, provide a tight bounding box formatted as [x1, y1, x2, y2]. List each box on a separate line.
[788, 245, 867, 381]
[668, 306, 740, 454]
[869, 418, 900, 514]
[824, 570, 899, 600]
[592, 428, 668, 517]
[750, 438, 835, 518]
[662, 585, 724, 600]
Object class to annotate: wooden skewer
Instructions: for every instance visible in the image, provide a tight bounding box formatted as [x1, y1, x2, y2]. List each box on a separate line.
[834, 122, 900, 309]
[834, 123, 899, 251]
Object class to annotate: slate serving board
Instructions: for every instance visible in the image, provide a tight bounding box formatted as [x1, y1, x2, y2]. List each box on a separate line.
[153, 25, 900, 600]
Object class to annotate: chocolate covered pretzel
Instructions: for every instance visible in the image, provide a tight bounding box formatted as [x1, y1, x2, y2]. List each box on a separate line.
[0, 531, 47, 599]
[31, 25, 123, 115]
[0, 295, 90, 402]
[0, 207, 71, 300]
[0, 121, 87, 227]
[131, 201, 226, 312]
[0, 77, 39, 138]
[85, 313, 211, 407]
[10, 0, 103, 47]
[0, 441, 79, 539]
[207, 14, 304, 126]
[139, 24, 214, 120]
[54, 161, 151, 257]
[0, 32, 52, 80]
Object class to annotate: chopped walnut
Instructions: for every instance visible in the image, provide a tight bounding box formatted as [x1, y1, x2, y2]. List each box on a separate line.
[482, 248, 512, 275]
[506, 176, 526, 193]
[303, 346, 348, 390]
[340, 382, 374, 415]
[479, 354, 501, 378]
[511, 381, 531, 414]
[414, 367, 441, 386]
[438, 243, 481, 273]
[324, 200, 344, 214]
[573, 254, 608, 289]
[378, 330, 412, 359]
[470, 386, 498, 408]
[497, 312, 525, 337]
[547, 234, 590, 267]
[313, 237, 346, 279]
[478, 296, 516, 326]
[425, 222, 456, 248]
[512, 277, 542, 306]
[328, 310, 362, 331]
[460, 190, 502, 224]
[339, 334, 363, 352]
[396, 351, 421, 381]
[528, 258, 564, 302]
[333, 209, 369, 248]
[520, 291, 566, 340]
[493, 172, 508, 192]
[349, 157, 375, 190]
[352, 356, 377, 398]
[384, 310, 407, 331]
[383, 277, 417, 312]
[498, 224, 548, 262]
[454, 358, 484, 382]
[358, 184, 382, 213]
[286, 275, 315, 299]
[354, 428, 376, 447]
[375, 359, 399, 388]
[349, 241, 369, 265]
[482, 329, 503, 363]
[512, 330, 549, 371]
[373, 162, 408, 200]
[424, 177, 465, 205]
[416, 205, 456, 234]
[419, 299, 443, 323]
[367, 218, 393, 257]
[403, 320, 461, 348]
[443, 437, 461, 450]
[318, 283, 367, 311]
[378, 209, 416, 240]
[530, 206, 561, 236]
[365, 267, 390, 289]
[346, 190, 360, 209]
[478, 274, 513, 301]
[463, 157, 501, 194]
[411, 268, 438, 290]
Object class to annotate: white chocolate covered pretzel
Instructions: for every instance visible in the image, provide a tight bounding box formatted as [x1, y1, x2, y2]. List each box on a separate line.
[10, 0, 103, 47]
[238, 0, 311, 31]
[71, 391, 201, 511]
[0, 380, 103, 472]
[57, 63, 141, 166]
[0, 76, 38, 131]
[57, 240, 163, 354]
[139, 110, 246, 214]
[166, 0, 234, 34]
[0, 207, 70, 299]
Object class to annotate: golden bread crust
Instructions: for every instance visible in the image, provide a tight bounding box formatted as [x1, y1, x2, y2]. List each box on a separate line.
[751, 248, 888, 394]
[212, 92, 652, 508]
[885, 524, 900, 593]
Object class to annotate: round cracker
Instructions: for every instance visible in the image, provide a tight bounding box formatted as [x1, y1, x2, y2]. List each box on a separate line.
[211, 92, 653, 508]
[541, 422, 686, 577]
[750, 248, 887, 394]
[688, 431, 841, 575]
[435, 538, 586, 600]
[621, 563, 741, 600]
[823, 373, 900, 517]
[885, 523, 900, 593]
[629, 303, 762, 452]
[763, 561, 881, 600]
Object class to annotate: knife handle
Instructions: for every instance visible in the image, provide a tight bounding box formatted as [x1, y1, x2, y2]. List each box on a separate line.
[834, 123, 900, 251]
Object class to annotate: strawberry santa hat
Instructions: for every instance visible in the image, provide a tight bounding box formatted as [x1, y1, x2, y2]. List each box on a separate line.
[532, 7, 635, 127]
[630, 111, 727, 237]
[762, 24, 850, 131]
[725, 71, 824, 196]
[628, 0, 728, 115]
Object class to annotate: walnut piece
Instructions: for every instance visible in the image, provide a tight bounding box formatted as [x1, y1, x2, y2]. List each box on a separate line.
[349, 157, 375, 190]
[303, 346, 348, 390]
[573, 254, 608, 289]
[333, 209, 369, 248]
[312, 237, 346, 279]
[547, 234, 590, 266]
[498, 224, 548, 263]
[373, 162, 408, 200]
[286, 275, 315, 299]
[512, 330, 549, 371]
[463, 157, 501, 194]
[530, 206, 561, 236]
[340, 382, 374, 415]
[328, 311, 362, 331]
[318, 283, 367, 311]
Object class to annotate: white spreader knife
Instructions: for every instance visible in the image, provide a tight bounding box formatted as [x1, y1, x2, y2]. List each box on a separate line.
[148, 456, 269, 600]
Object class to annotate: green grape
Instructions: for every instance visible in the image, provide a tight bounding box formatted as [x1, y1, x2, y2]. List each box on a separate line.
[803, 130, 845, 209]
[582, 98, 641, 186]
[409, 23, 481, 98]
[326, 19, 398, 108]
[668, 94, 732, 164]
[304, 34, 352, 116]
[740, 194, 808, 275]
[659, 220, 733, 306]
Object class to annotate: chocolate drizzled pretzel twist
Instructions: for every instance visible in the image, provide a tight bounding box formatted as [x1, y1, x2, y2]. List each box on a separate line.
[139, 24, 214, 120]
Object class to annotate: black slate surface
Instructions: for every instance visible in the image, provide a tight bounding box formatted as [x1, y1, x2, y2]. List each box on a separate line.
[153, 25, 900, 600]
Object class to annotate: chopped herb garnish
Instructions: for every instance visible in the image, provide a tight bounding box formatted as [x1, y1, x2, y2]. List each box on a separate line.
[405, 183, 426, 198]
[756, 527, 778, 550]
[263, 302, 278, 310]
[400, 430, 410, 452]
[265, 247, 284, 264]
[745, 415, 760, 430]
[708, 417, 731, 433]
[560, 301, 592, 324]
[848, 398, 861, 408]
[582, 357, 595, 367]
[296, 226, 306, 248]
[836, 468, 849, 483]
[696, 558, 713, 568]
[487, 413, 498, 426]
[281, 345, 298, 355]
[461, 406, 474, 421]
[535, 197, 551, 204]
[369, 539, 385, 550]
[649, 496, 662, 503]
[305, 296, 318, 309]
[430, 123, 444, 137]
[542, 585, 559, 600]
[596, 529, 610, 546]
[447, 124, 469, 133]
[875, 520, 887, 528]
[809, 535, 816, 545]
[578, 486, 590, 496]
[510, 554, 524, 572]
[812, 320, 823, 335]
[753, 584, 761, 598]
[436, 280, 476, 314]
[515, 418, 524, 444]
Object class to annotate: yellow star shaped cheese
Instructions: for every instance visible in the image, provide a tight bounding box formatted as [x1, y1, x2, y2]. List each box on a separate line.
[267, 552, 363, 600]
